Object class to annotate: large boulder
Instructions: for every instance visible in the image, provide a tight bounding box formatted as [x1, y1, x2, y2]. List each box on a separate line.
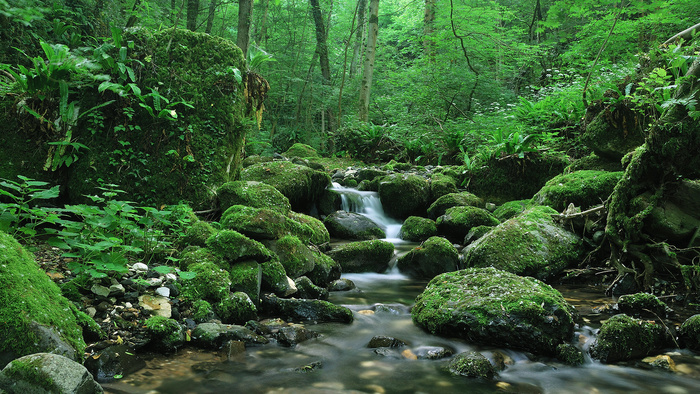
[412, 267, 577, 355]
[283, 143, 320, 158]
[288, 212, 330, 245]
[679, 314, 700, 351]
[265, 235, 317, 278]
[397, 236, 460, 279]
[399, 216, 438, 242]
[589, 314, 672, 363]
[462, 206, 583, 281]
[206, 229, 274, 265]
[436, 206, 500, 244]
[83, 345, 146, 383]
[0, 353, 103, 393]
[0, 231, 87, 368]
[429, 173, 459, 200]
[261, 294, 354, 323]
[240, 161, 331, 211]
[216, 181, 292, 214]
[378, 173, 431, 219]
[643, 179, 700, 246]
[427, 192, 483, 219]
[531, 170, 623, 211]
[580, 101, 646, 160]
[323, 211, 385, 240]
[220, 205, 313, 243]
[326, 240, 395, 273]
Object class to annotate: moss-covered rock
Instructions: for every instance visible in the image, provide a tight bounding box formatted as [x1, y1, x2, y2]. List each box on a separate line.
[436, 206, 500, 244]
[556, 343, 584, 366]
[447, 351, 496, 379]
[240, 161, 331, 211]
[306, 251, 342, 287]
[463, 225, 493, 245]
[206, 229, 274, 264]
[492, 200, 529, 221]
[565, 153, 624, 173]
[178, 220, 217, 248]
[317, 188, 342, 216]
[228, 260, 262, 302]
[178, 247, 222, 270]
[215, 292, 258, 324]
[267, 235, 315, 278]
[412, 267, 577, 355]
[0, 231, 87, 368]
[326, 240, 395, 273]
[462, 206, 583, 281]
[616, 293, 670, 318]
[262, 294, 353, 323]
[294, 276, 329, 300]
[180, 261, 231, 302]
[468, 154, 568, 204]
[323, 211, 386, 240]
[397, 236, 460, 279]
[430, 173, 459, 200]
[0, 353, 103, 393]
[260, 258, 295, 296]
[191, 322, 268, 349]
[283, 143, 320, 158]
[288, 212, 330, 245]
[378, 173, 431, 219]
[427, 192, 483, 219]
[221, 205, 313, 243]
[191, 300, 216, 323]
[580, 102, 646, 160]
[144, 316, 186, 353]
[643, 179, 700, 246]
[589, 314, 671, 363]
[531, 170, 623, 211]
[399, 216, 438, 242]
[679, 314, 700, 351]
[217, 181, 292, 214]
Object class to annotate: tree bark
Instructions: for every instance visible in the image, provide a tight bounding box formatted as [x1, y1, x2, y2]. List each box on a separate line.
[237, 0, 253, 56]
[423, 0, 436, 58]
[358, 0, 378, 122]
[186, 0, 199, 31]
[350, 0, 367, 77]
[126, 0, 142, 28]
[309, 0, 334, 134]
[255, 0, 271, 46]
[205, 0, 218, 34]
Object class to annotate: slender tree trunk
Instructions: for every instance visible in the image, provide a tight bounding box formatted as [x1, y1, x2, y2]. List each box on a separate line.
[237, 0, 254, 56]
[309, 0, 334, 134]
[126, 0, 142, 28]
[423, 0, 435, 58]
[358, 0, 379, 122]
[255, 0, 271, 46]
[187, 0, 199, 31]
[350, 0, 367, 77]
[337, 0, 361, 129]
[205, 0, 218, 34]
[529, 0, 543, 42]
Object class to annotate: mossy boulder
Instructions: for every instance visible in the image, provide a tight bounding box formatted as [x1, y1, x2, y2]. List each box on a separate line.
[556, 343, 585, 366]
[0, 353, 103, 394]
[326, 240, 395, 273]
[643, 179, 700, 246]
[266, 236, 316, 278]
[144, 316, 186, 353]
[396, 236, 460, 279]
[679, 314, 700, 351]
[191, 322, 268, 349]
[412, 267, 577, 355]
[580, 101, 646, 160]
[228, 260, 263, 302]
[217, 181, 292, 214]
[220, 205, 313, 243]
[0, 231, 87, 368]
[283, 143, 320, 158]
[430, 173, 459, 200]
[180, 261, 231, 302]
[306, 252, 342, 287]
[206, 229, 274, 264]
[565, 153, 624, 172]
[288, 212, 330, 245]
[531, 170, 623, 211]
[492, 200, 529, 221]
[294, 276, 329, 300]
[447, 351, 496, 379]
[215, 292, 258, 324]
[464, 225, 494, 245]
[468, 154, 568, 204]
[178, 220, 217, 248]
[323, 211, 386, 240]
[378, 173, 431, 219]
[399, 216, 438, 242]
[177, 247, 222, 270]
[436, 206, 500, 244]
[260, 258, 296, 296]
[589, 314, 672, 363]
[616, 292, 670, 318]
[261, 294, 354, 323]
[462, 206, 583, 281]
[240, 161, 331, 211]
[427, 192, 483, 219]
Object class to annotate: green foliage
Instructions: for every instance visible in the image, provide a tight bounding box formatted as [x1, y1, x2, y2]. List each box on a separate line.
[0, 175, 60, 238]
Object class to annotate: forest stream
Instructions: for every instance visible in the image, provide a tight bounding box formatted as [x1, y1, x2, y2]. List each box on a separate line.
[102, 186, 700, 394]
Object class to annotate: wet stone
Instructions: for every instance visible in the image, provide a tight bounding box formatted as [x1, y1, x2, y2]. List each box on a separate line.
[274, 325, 321, 347]
[91, 284, 111, 298]
[367, 335, 407, 348]
[328, 278, 357, 291]
[413, 346, 453, 360]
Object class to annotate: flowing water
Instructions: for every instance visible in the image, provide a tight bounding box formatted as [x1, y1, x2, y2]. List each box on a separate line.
[105, 187, 700, 394]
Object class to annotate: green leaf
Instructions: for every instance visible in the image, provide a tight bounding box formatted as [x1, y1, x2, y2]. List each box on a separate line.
[178, 271, 197, 280]
[30, 185, 60, 200]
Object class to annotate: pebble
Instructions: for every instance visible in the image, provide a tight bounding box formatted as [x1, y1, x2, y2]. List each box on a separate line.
[91, 284, 111, 298]
[155, 286, 171, 297]
[131, 262, 149, 273]
[165, 273, 178, 282]
[146, 277, 163, 287]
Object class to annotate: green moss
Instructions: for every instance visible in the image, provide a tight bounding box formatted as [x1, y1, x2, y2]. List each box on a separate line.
[240, 161, 331, 210]
[283, 143, 320, 158]
[3, 355, 57, 392]
[179, 220, 217, 248]
[492, 200, 529, 221]
[617, 293, 668, 317]
[221, 205, 313, 243]
[144, 316, 182, 346]
[288, 212, 330, 245]
[180, 261, 231, 302]
[427, 192, 483, 219]
[306, 248, 342, 286]
[272, 235, 313, 278]
[565, 153, 624, 173]
[590, 314, 669, 363]
[191, 300, 214, 322]
[178, 246, 223, 270]
[206, 229, 274, 264]
[260, 257, 291, 294]
[448, 351, 495, 379]
[397, 236, 460, 279]
[215, 292, 257, 324]
[217, 180, 292, 214]
[399, 216, 438, 242]
[556, 343, 584, 366]
[531, 170, 623, 211]
[326, 240, 395, 273]
[430, 173, 458, 200]
[436, 205, 500, 244]
[229, 260, 262, 301]
[679, 314, 700, 351]
[378, 173, 431, 219]
[0, 231, 86, 361]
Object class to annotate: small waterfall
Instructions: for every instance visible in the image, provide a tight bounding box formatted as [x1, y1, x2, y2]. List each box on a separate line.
[331, 183, 403, 242]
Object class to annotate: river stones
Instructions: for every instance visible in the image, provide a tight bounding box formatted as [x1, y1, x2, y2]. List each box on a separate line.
[399, 216, 438, 242]
[262, 294, 353, 323]
[378, 173, 431, 219]
[531, 170, 623, 211]
[217, 180, 292, 214]
[0, 353, 104, 393]
[397, 236, 460, 279]
[326, 240, 395, 273]
[616, 292, 671, 318]
[447, 351, 496, 379]
[436, 206, 500, 244]
[191, 322, 269, 349]
[589, 314, 672, 363]
[427, 192, 483, 219]
[324, 211, 386, 240]
[462, 206, 583, 281]
[83, 344, 146, 383]
[411, 267, 577, 355]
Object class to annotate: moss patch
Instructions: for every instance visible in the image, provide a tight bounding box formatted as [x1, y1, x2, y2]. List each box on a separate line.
[283, 143, 320, 158]
[221, 205, 313, 243]
[206, 229, 274, 264]
[531, 170, 623, 211]
[399, 216, 438, 242]
[427, 192, 483, 219]
[590, 314, 670, 363]
[436, 206, 500, 244]
[217, 180, 292, 214]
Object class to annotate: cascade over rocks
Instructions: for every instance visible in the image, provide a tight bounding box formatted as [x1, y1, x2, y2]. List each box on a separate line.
[412, 267, 577, 356]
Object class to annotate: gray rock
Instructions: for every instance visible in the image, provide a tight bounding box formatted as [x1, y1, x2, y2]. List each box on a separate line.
[192, 322, 269, 349]
[323, 211, 386, 240]
[0, 353, 103, 393]
[367, 336, 406, 348]
[131, 262, 149, 273]
[91, 284, 111, 298]
[262, 294, 354, 323]
[413, 346, 453, 360]
[327, 278, 356, 291]
[293, 276, 329, 300]
[83, 345, 146, 383]
[274, 325, 320, 347]
[155, 286, 171, 298]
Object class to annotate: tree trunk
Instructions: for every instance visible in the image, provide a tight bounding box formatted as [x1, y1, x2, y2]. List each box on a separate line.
[358, 0, 379, 122]
[309, 0, 334, 134]
[423, 0, 436, 58]
[187, 0, 199, 31]
[237, 0, 254, 56]
[205, 0, 218, 34]
[350, 0, 367, 77]
[255, 0, 270, 46]
[126, 0, 142, 28]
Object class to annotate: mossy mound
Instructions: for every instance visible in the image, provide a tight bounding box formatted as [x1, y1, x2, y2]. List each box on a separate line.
[492, 200, 529, 221]
[306, 251, 342, 287]
[323, 211, 386, 240]
[283, 143, 320, 158]
[565, 153, 624, 173]
[0, 353, 103, 394]
[580, 102, 646, 160]
[399, 216, 438, 242]
[447, 351, 496, 379]
[221, 205, 312, 243]
[228, 260, 262, 302]
[589, 314, 671, 363]
[266, 235, 315, 279]
[412, 267, 577, 355]
[531, 170, 623, 211]
[240, 161, 331, 211]
[217, 181, 292, 214]
[288, 212, 330, 245]
[180, 261, 231, 302]
[427, 192, 483, 219]
[429, 173, 459, 200]
[462, 206, 583, 281]
[378, 173, 431, 219]
[144, 316, 186, 352]
[178, 247, 221, 270]
[436, 206, 500, 244]
[215, 292, 258, 324]
[464, 225, 494, 245]
[260, 258, 294, 296]
[0, 231, 87, 368]
[206, 229, 274, 265]
[468, 154, 568, 204]
[679, 314, 700, 351]
[178, 220, 217, 248]
[616, 293, 670, 318]
[397, 236, 460, 279]
[326, 240, 395, 273]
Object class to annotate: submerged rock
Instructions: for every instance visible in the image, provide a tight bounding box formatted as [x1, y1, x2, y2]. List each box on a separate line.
[191, 322, 269, 349]
[589, 314, 672, 363]
[326, 239, 395, 273]
[262, 294, 353, 323]
[367, 336, 407, 348]
[397, 236, 460, 279]
[0, 353, 103, 393]
[328, 278, 356, 291]
[324, 211, 386, 240]
[83, 344, 146, 383]
[274, 325, 320, 347]
[447, 351, 496, 379]
[412, 267, 577, 355]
